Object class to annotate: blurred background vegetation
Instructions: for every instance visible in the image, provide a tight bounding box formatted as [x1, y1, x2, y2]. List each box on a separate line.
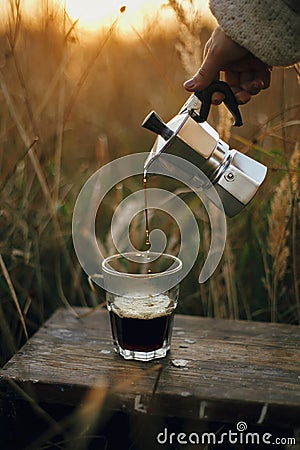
[0, 0, 299, 366]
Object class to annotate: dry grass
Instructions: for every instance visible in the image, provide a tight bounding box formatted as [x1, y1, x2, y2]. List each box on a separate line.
[0, 0, 300, 449]
[0, 1, 184, 359]
[0, 1, 299, 446]
[263, 144, 300, 322]
[0, 1, 298, 346]
[168, 1, 299, 322]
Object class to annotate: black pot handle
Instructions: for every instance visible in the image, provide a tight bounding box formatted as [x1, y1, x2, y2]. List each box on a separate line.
[194, 80, 243, 127]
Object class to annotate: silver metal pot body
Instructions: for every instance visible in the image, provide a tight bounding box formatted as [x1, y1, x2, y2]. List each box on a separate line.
[144, 112, 267, 217]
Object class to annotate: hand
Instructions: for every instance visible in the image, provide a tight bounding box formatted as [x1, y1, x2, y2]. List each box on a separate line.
[184, 27, 272, 104]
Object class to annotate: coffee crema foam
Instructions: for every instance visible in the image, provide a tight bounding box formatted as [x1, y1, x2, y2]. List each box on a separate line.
[110, 294, 173, 320]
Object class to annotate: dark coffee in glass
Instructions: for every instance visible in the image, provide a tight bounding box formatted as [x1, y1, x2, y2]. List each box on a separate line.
[102, 252, 182, 361]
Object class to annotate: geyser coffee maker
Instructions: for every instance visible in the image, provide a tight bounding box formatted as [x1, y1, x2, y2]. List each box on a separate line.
[143, 81, 267, 217]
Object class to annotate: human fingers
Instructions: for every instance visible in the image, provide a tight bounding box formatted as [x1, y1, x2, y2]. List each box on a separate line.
[255, 66, 271, 89]
[239, 66, 271, 95]
[204, 40, 224, 103]
[224, 71, 252, 104]
[184, 27, 249, 94]
[240, 72, 264, 95]
[225, 56, 271, 94]
[211, 92, 225, 105]
[183, 54, 220, 92]
[184, 32, 222, 91]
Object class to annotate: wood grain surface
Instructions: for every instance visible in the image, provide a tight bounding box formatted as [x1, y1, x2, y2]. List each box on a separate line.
[1, 307, 299, 428]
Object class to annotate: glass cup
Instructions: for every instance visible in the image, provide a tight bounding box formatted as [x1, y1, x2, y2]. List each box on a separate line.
[102, 251, 182, 362]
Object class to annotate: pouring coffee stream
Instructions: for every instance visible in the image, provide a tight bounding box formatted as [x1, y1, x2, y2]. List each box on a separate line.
[142, 81, 267, 218]
[143, 169, 150, 248]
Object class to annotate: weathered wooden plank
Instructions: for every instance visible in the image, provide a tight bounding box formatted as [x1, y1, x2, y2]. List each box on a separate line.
[0, 307, 299, 427]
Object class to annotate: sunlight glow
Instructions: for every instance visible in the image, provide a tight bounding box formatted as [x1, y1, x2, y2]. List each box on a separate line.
[0, 0, 209, 34]
[62, 0, 171, 32]
[0, 0, 173, 33]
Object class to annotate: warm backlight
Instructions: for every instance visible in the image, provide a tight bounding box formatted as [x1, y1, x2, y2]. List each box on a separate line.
[62, 0, 170, 32]
[0, 0, 171, 32]
[0, 0, 209, 33]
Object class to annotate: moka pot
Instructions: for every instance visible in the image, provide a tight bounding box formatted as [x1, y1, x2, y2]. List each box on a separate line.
[142, 81, 267, 217]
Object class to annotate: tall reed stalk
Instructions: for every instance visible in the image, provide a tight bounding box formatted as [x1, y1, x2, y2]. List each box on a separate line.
[0, 1, 299, 448]
[263, 144, 300, 322]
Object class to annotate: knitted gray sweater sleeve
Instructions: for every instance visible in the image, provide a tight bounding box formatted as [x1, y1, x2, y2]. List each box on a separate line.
[209, 0, 300, 66]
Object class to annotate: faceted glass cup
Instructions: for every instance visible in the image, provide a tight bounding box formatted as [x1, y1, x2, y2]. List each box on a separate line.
[102, 252, 182, 362]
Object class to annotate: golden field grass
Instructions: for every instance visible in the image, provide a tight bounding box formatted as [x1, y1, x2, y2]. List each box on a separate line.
[0, 0, 299, 369]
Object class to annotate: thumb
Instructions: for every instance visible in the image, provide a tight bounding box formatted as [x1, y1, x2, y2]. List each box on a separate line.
[184, 56, 219, 92]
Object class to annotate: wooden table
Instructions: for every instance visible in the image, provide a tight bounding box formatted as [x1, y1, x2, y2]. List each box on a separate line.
[1, 307, 299, 449]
